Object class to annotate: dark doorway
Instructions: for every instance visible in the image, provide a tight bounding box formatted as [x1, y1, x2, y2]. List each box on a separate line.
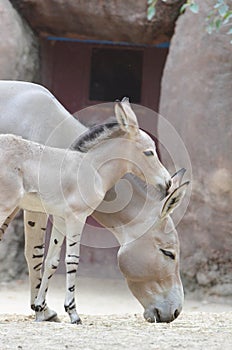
[89, 48, 143, 103]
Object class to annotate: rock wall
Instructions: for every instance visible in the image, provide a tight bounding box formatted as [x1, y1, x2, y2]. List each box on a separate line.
[10, 0, 185, 44]
[159, 0, 232, 297]
[0, 0, 39, 80]
[0, 0, 39, 281]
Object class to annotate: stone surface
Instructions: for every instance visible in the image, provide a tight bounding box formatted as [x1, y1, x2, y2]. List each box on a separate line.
[0, 0, 39, 280]
[10, 0, 185, 44]
[159, 0, 232, 296]
[0, 0, 39, 80]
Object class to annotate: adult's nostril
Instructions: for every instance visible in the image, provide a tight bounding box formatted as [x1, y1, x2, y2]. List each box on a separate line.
[174, 309, 180, 319]
[155, 308, 161, 323]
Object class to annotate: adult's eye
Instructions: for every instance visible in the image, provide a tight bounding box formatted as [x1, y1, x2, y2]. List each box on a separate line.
[160, 248, 175, 260]
[143, 150, 154, 156]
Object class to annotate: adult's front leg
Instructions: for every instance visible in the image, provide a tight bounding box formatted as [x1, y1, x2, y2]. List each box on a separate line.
[24, 210, 58, 321]
[64, 214, 86, 324]
[34, 216, 66, 321]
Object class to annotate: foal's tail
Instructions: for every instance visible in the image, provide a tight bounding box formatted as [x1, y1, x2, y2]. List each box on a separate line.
[0, 207, 20, 241]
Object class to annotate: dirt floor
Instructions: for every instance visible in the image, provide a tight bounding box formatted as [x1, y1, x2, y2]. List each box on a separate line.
[0, 275, 232, 350]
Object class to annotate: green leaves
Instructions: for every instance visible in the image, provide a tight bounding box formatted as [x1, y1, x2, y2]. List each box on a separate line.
[147, 5, 156, 21]
[218, 4, 229, 16]
[147, 0, 158, 21]
[146, 0, 232, 43]
[147, 0, 199, 21]
[180, 1, 199, 14]
[189, 2, 199, 14]
[205, 1, 232, 43]
[146, 0, 169, 21]
[179, 0, 232, 44]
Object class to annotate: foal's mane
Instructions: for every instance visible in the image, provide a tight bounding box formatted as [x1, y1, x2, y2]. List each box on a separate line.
[71, 119, 125, 153]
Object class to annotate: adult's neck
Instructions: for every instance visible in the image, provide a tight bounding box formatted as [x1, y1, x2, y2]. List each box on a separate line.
[93, 174, 161, 245]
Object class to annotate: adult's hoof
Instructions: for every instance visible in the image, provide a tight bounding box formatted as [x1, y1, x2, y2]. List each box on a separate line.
[45, 315, 61, 323]
[35, 308, 60, 322]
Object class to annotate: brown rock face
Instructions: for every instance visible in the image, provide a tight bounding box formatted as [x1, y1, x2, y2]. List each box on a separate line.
[159, 1, 232, 296]
[10, 0, 185, 44]
[0, 0, 37, 280]
[0, 1, 38, 277]
[0, 0, 39, 80]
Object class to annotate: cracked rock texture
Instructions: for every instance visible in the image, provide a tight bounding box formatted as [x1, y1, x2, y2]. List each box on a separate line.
[10, 0, 185, 44]
[0, 0, 39, 80]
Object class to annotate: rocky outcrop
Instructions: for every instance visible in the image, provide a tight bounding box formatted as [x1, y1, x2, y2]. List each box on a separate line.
[0, 0, 39, 80]
[0, 0, 39, 281]
[10, 0, 185, 44]
[159, 0, 232, 297]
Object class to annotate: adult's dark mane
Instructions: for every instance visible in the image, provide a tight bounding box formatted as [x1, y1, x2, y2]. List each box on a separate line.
[71, 119, 125, 153]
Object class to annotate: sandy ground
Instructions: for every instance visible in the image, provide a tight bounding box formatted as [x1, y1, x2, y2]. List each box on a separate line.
[0, 275, 232, 350]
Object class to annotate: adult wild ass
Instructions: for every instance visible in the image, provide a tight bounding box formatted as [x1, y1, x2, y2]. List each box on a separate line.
[0, 99, 171, 324]
[0, 81, 188, 323]
[96, 169, 189, 323]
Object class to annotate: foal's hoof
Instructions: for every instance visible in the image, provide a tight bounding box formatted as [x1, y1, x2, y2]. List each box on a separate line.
[71, 317, 82, 325]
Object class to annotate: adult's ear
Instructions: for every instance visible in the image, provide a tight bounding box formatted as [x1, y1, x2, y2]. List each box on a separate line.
[160, 181, 189, 219]
[114, 97, 139, 136]
[171, 168, 186, 189]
